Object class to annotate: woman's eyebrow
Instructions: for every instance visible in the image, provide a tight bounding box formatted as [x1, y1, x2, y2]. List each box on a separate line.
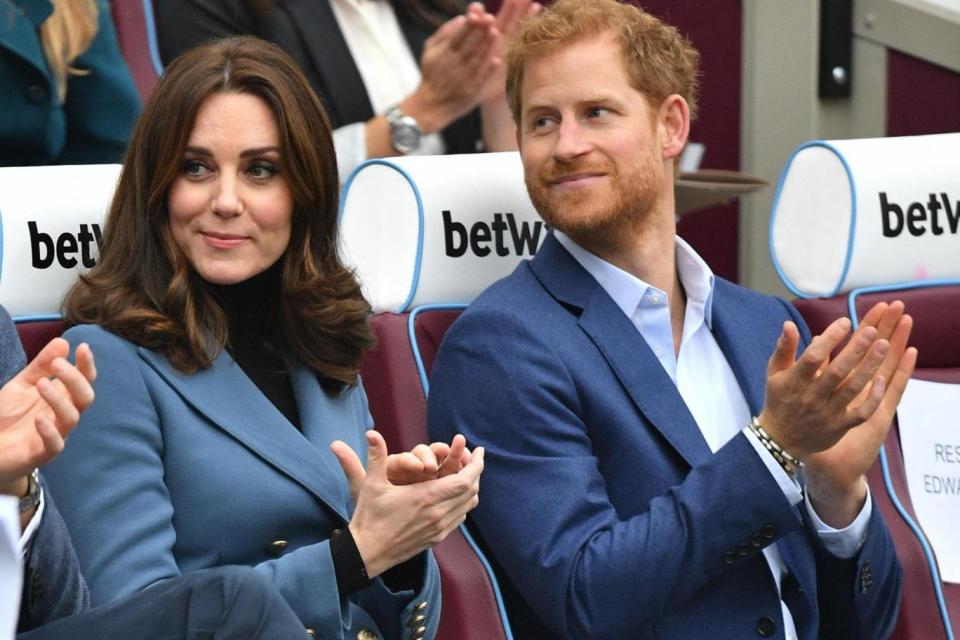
[181, 146, 281, 157]
[183, 145, 212, 156]
[240, 146, 281, 157]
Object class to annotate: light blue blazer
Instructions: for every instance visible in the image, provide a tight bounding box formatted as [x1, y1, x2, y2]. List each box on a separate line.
[44, 324, 440, 640]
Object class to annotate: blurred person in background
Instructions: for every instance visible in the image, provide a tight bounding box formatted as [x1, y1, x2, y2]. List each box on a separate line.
[0, 0, 140, 166]
[155, 0, 537, 177]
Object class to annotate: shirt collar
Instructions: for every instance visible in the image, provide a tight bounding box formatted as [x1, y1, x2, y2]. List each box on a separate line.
[554, 231, 716, 327]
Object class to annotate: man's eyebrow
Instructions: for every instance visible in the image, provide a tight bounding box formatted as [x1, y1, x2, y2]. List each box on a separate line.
[524, 95, 623, 113]
[522, 103, 555, 116]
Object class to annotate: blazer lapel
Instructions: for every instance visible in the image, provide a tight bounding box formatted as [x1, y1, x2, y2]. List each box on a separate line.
[709, 283, 770, 416]
[281, 0, 373, 123]
[138, 348, 350, 521]
[530, 235, 712, 468]
[290, 365, 354, 509]
[0, 0, 53, 77]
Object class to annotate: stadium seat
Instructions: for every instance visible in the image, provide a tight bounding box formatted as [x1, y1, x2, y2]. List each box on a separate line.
[771, 134, 960, 639]
[341, 153, 542, 639]
[360, 309, 510, 640]
[0, 164, 119, 356]
[16, 318, 67, 362]
[794, 287, 960, 640]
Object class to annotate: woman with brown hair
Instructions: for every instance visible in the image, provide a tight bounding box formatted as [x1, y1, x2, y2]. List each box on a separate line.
[0, 0, 140, 165]
[44, 36, 483, 639]
[155, 0, 538, 177]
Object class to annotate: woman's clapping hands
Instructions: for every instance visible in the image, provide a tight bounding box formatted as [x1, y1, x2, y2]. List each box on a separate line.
[330, 431, 484, 578]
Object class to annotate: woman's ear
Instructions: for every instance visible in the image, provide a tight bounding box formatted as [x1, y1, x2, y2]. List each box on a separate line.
[658, 94, 690, 163]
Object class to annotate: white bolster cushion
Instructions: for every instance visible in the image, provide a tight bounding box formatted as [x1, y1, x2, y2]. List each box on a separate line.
[0, 164, 119, 318]
[769, 133, 960, 298]
[339, 152, 547, 313]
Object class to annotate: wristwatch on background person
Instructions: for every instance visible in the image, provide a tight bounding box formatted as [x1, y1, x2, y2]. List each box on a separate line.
[19, 469, 41, 514]
[385, 105, 422, 154]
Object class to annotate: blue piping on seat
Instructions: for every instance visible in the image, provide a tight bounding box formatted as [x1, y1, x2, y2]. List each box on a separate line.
[769, 140, 858, 299]
[141, 0, 165, 77]
[407, 304, 515, 640]
[11, 314, 63, 323]
[341, 160, 426, 313]
[848, 279, 960, 640]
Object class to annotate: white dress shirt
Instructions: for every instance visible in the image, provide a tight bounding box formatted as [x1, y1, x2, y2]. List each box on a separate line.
[555, 231, 872, 640]
[1, 496, 23, 640]
[0, 489, 44, 640]
[329, 0, 446, 178]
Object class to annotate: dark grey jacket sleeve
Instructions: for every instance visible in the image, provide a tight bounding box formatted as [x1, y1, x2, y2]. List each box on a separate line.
[17, 485, 90, 633]
[0, 305, 26, 385]
[0, 307, 89, 632]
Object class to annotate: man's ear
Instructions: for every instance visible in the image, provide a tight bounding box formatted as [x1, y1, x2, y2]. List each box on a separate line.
[658, 94, 690, 162]
[515, 122, 523, 151]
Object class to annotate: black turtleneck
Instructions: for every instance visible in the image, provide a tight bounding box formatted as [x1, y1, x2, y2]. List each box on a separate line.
[206, 263, 301, 430]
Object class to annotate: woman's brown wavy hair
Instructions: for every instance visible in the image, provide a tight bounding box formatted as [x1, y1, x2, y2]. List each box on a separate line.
[64, 36, 374, 391]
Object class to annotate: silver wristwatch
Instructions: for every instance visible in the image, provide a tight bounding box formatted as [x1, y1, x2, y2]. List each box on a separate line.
[19, 469, 41, 514]
[384, 106, 422, 154]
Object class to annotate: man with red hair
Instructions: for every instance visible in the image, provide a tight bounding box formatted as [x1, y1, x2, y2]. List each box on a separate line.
[429, 1, 911, 637]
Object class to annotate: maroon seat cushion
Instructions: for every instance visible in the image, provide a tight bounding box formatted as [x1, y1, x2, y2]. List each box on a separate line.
[794, 287, 960, 639]
[792, 286, 960, 370]
[15, 319, 68, 362]
[360, 313, 429, 452]
[360, 311, 508, 640]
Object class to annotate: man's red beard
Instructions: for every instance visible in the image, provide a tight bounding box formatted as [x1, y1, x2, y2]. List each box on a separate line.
[524, 152, 663, 242]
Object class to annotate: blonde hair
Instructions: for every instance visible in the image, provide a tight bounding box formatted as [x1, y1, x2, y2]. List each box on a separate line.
[40, 0, 99, 101]
[506, 0, 700, 124]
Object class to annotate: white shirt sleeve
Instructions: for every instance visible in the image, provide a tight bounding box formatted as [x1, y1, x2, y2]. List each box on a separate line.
[333, 122, 369, 181]
[743, 426, 872, 559]
[804, 488, 873, 559]
[1, 496, 24, 640]
[743, 426, 803, 505]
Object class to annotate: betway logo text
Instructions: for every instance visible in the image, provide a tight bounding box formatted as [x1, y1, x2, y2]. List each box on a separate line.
[880, 192, 959, 237]
[442, 210, 545, 257]
[29, 221, 102, 269]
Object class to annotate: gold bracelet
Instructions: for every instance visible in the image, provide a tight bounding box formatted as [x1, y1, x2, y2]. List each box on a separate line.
[748, 417, 804, 475]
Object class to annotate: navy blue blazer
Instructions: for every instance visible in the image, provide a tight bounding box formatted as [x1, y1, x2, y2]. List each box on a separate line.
[44, 324, 441, 640]
[0, 306, 88, 633]
[428, 234, 901, 639]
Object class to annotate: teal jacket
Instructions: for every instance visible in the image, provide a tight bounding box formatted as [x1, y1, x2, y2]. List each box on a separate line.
[0, 0, 141, 166]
